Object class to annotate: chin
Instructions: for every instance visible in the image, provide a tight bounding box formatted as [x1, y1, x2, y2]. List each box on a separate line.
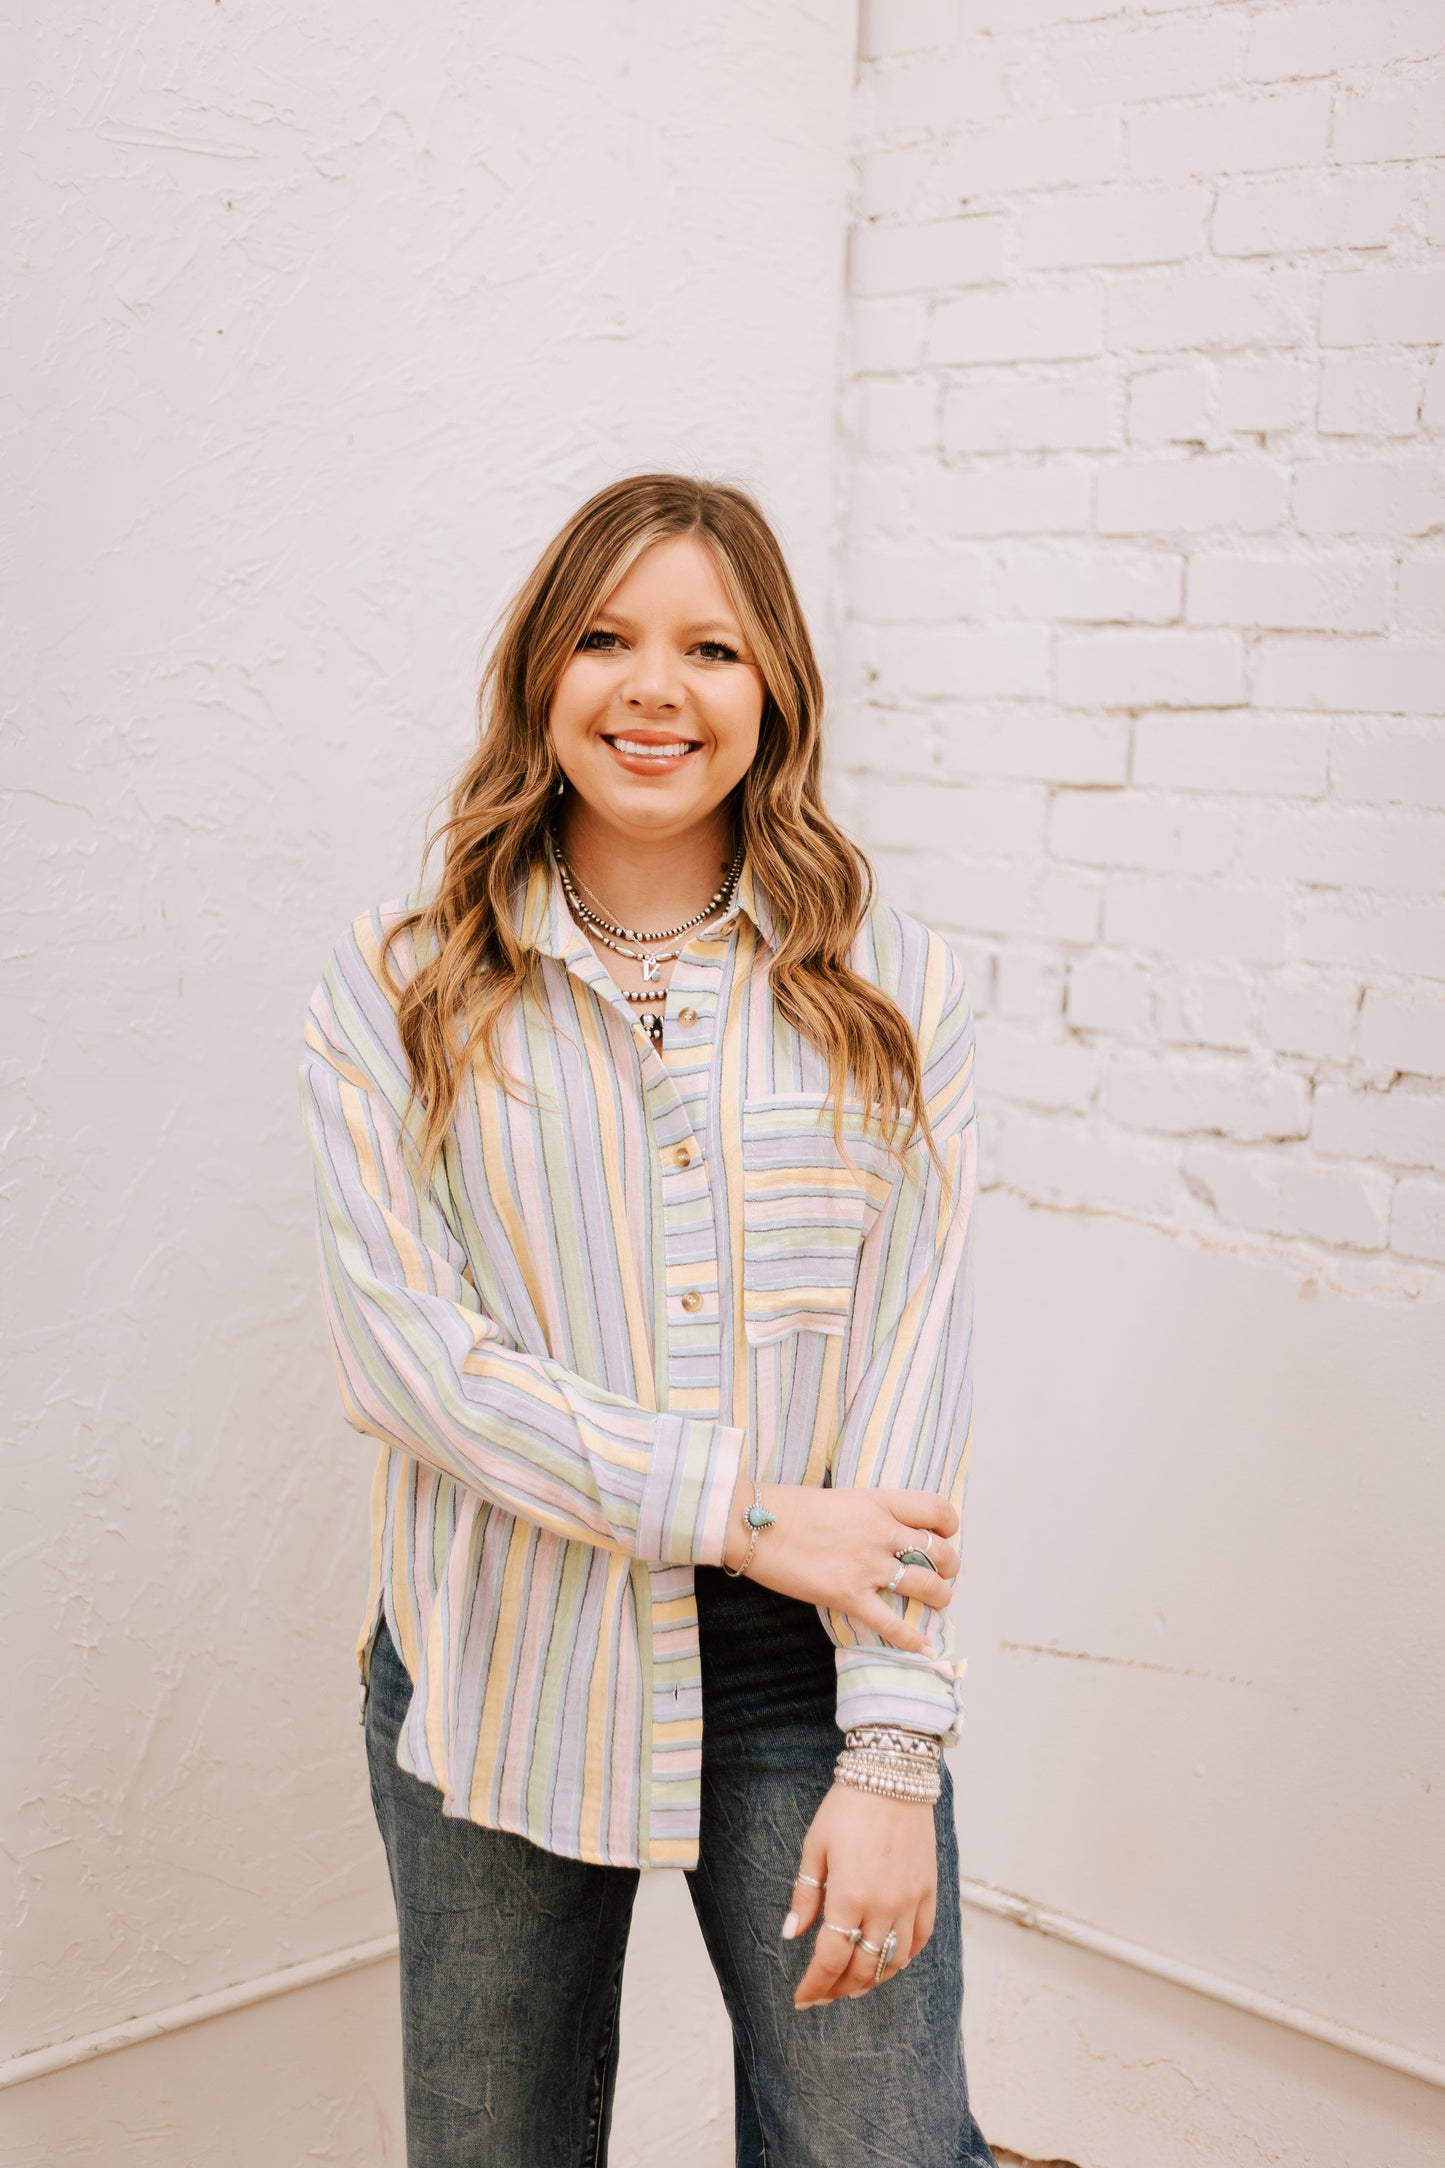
[603, 789, 701, 830]
[578, 762, 706, 820]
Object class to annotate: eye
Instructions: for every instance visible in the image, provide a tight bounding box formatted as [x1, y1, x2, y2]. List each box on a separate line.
[578, 628, 621, 652]
[695, 639, 740, 663]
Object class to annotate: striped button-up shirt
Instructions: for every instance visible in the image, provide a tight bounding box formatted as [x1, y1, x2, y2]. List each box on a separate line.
[300, 851, 977, 1868]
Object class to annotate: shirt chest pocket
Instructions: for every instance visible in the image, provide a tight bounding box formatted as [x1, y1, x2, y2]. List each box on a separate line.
[739, 1095, 896, 1346]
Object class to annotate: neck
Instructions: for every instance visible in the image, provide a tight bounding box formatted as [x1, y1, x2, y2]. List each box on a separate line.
[554, 800, 738, 930]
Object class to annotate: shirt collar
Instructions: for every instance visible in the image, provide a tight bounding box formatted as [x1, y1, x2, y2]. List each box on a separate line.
[732, 854, 777, 949]
[517, 839, 779, 962]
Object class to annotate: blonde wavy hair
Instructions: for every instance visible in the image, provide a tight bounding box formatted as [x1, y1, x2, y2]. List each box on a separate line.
[387, 473, 931, 1171]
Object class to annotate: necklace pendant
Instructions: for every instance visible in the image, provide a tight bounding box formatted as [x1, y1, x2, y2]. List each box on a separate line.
[642, 955, 661, 983]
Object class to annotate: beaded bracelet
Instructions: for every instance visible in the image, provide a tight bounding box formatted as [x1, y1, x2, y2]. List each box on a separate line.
[834, 1751, 941, 1806]
[836, 1773, 937, 1806]
[839, 1751, 943, 1795]
[834, 1717, 945, 1805]
[843, 1749, 939, 1778]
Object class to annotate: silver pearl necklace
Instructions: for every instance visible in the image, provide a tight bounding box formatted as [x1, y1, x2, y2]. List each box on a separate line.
[553, 840, 744, 987]
[554, 837, 744, 945]
[564, 915, 721, 988]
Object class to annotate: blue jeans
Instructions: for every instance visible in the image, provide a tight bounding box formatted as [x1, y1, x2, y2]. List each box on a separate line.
[365, 1567, 997, 2167]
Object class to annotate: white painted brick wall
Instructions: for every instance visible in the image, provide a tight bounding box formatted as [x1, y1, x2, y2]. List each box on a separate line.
[840, 0, 1445, 1291]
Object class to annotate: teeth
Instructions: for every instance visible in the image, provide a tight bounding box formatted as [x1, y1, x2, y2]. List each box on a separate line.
[609, 737, 694, 759]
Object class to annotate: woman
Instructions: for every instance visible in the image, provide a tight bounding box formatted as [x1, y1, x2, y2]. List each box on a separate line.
[300, 475, 992, 2167]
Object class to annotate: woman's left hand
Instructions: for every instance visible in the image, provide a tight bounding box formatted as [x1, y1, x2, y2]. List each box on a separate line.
[784, 1782, 938, 2008]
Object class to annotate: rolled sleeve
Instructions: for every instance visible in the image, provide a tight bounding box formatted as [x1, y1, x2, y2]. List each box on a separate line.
[821, 940, 978, 1741]
[301, 921, 747, 1565]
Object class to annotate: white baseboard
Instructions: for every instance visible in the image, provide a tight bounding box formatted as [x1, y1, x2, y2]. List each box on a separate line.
[0, 1933, 399, 2092]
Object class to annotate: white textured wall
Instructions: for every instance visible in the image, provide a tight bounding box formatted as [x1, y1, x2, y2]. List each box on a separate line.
[841, 0, 1445, 1288]
[10, 4, 1445, 2164]
[838, 4, 1445, 2164]
[2, 4, 852, 2159]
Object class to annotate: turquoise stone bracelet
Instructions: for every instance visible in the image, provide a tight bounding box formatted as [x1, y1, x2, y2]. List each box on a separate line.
[723, 1479, 776, 1578]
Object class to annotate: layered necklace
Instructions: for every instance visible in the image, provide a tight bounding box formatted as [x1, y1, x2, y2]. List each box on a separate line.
[552, 829, 745, 1045]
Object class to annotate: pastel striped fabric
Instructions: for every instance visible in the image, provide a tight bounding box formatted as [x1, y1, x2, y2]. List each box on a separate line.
[300, 851, 977, 1869]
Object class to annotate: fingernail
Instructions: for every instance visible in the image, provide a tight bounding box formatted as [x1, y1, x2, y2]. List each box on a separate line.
[849, 1990, 868, 1999]
[781, 1912, 798, 1940]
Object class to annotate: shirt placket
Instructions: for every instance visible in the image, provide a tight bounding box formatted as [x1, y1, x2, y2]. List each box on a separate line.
[551, 903, 731, 1424]
[652, 946, 730, 1415]
[555, 908, 732, 1861]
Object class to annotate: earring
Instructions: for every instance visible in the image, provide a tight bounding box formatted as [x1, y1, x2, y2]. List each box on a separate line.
[555, 775, 565, 797]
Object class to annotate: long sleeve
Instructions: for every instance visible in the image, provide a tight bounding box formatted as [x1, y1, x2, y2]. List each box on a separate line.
[299, 913, 747, 1567]
[823, 946, 978, 1740]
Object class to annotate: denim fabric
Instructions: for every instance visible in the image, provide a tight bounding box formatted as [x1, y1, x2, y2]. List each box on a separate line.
[365, 1570, 997, 2167]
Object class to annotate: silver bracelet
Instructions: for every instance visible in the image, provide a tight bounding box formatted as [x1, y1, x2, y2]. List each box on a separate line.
[845, 1725, 943, 1763]
[837, 1773, 940, 1806]
[722, 1479, 775, 1579]
[838, 1750, 943, 1795]
[836, 1745, 942, 1791]
[844, 1749, 937, 1775]
[834, 1753, 941, 1806]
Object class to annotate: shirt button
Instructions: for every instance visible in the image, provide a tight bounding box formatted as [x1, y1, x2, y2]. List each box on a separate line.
[680, 1289, 703, 1314]
[673, 1144, 692, 1169]
[677, 1007, 697, 1027]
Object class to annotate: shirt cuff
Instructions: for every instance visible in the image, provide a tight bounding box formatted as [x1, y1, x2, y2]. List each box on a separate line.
[636, 1414, 749, 1567]
[834, 1646, 965, 1746]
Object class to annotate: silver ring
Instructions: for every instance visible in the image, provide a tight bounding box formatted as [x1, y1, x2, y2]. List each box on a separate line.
[821, 1921, 862, 1946]
[884, 1563, 906, 1594]
[873, 1929, 899, 1985]
[858, 1937, 883, 1955]
[793, 1872, 824, 1890]
[893, 1547, 937, 1574]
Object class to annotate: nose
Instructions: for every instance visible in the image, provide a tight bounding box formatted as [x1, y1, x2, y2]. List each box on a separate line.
[622, 639, 684, 715]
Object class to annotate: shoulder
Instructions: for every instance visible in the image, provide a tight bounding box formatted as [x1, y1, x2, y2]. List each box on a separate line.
[303, 893, 432, 1087]
[322, 891, 433, 998]
[850, 895, 976, 1134]
[849, 895, 972, 1056]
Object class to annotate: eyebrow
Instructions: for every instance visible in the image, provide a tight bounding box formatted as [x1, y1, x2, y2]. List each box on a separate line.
[591, 608, 745, 640]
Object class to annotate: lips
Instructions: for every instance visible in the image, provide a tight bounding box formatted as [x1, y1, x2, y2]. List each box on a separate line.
[603, 735, 700, 762]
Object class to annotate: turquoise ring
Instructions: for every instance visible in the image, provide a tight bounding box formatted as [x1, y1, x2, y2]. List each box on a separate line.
[894, 1546, 938, 1574]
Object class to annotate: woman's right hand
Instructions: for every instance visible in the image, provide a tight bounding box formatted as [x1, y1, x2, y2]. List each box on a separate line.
[721, 1479, 959, 1652]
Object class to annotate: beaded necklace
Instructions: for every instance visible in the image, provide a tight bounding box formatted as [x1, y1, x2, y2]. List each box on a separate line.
[551, 833, 745, 1047]
[553, 838, 743, 987]
[558, 840, 744, 946]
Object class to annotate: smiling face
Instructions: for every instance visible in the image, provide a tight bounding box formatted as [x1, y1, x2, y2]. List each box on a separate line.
[547, 532, 766, 849]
